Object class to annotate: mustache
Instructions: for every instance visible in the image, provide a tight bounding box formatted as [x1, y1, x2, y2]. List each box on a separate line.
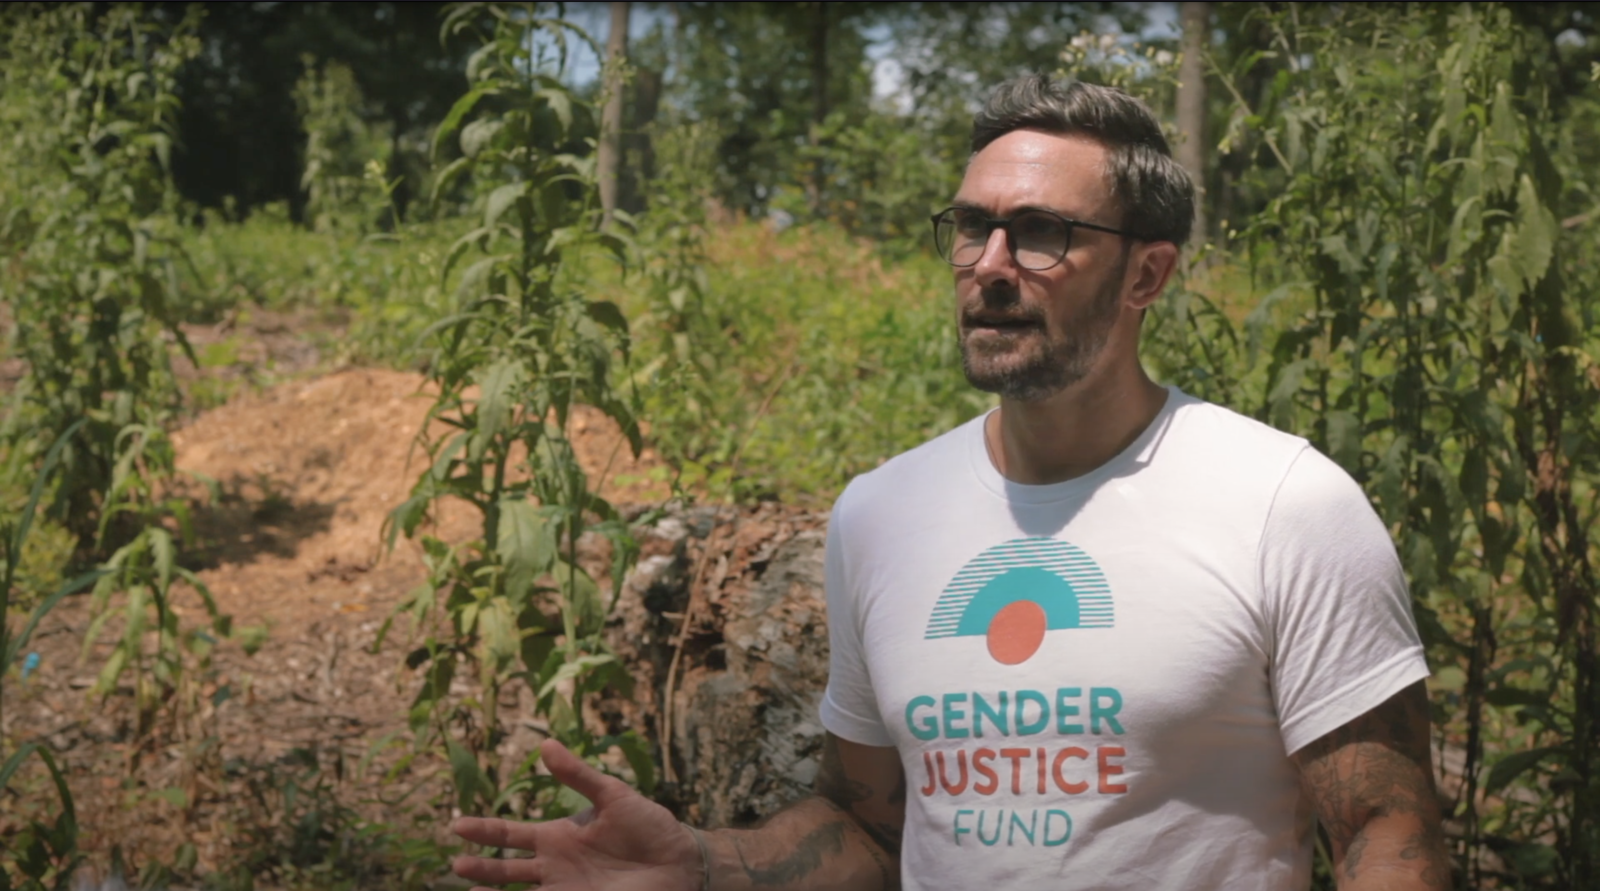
[960, 285, 1045, 326]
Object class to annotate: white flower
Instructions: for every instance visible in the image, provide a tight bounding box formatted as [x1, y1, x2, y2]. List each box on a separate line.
[1154, 50, 1175, 66]
[1070, 34, 1094, 50]
[1098, 33, 1117, 50]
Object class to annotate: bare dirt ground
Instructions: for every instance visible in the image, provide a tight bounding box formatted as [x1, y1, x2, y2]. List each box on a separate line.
[2, 361, 701, 884]
[5, 312, 837, 890]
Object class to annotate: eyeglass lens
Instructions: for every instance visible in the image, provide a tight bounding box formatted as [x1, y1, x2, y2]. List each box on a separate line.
[936, 209, 1070, 270]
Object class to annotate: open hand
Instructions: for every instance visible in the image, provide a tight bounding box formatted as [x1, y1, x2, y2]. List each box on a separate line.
[451, 739, 706, 891]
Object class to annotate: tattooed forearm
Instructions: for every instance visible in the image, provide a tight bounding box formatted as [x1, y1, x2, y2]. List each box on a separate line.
[1293, 682, 1452, 890]
[737, 822, 847, 885]
[710, 736, 902, 891]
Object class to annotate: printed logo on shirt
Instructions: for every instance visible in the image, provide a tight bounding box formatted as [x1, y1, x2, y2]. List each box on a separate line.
[923, 537, 1113, 665]
[912, 537, 1128, 850]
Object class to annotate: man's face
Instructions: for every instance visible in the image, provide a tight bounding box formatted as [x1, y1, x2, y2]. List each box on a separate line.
[951, 130, 1133, 403]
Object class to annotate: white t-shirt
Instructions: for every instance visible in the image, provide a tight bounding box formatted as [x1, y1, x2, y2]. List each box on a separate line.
[819, 388, 1429, 891]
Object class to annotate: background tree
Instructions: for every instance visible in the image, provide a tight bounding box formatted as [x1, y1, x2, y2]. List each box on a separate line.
[1176, 1, 1208, 244]
[597, 1, 629, 227]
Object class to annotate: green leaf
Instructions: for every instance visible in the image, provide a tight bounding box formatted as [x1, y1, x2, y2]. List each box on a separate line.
[8, 418, 87, 562]
[34, 746, 76, 840]
[1324, 410, 1362, 474]
[1432, 666, 1467, 692]
[0, 743, 41, 792]
[1485, 745, 1561, 795]
[536, 87, 574, 135]
[496, 499, 555, 603]
[94, 645, 130, 698]
[429, 155, 474, 210]
[474, 358, 523, 459]
[1485, 686, 1547, 709]
[584, 300, 629, 337]
[612, 731, 657, 794]
[445, 738, 493, 814]
[442, 225, 494, 281]
[536, 653, 618, 700]
[461, 118, 505, 159]
[553, 560, 605, 635]
[484, 181, 528, 229]
[150, 526, 174, 595]
[433, 87, 487, 160]
[477, 596, 519, 672]
[454, 255, 502, 306]
[1510, 174, 1555, 288]
[1507, 842, 1560, 878]
[6, 568, 107, 671]
[520, 629, 557, 679]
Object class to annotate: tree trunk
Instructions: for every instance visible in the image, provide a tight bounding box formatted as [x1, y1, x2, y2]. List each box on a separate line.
[1177, 1, 1209, 247]
[625, 66, 662, 214]
[598, 1, 630, 228]
[806, 2, 829, 216]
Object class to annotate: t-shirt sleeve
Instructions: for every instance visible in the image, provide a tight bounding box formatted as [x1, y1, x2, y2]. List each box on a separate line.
[818, 494, 895, 747]
[1261, 446, 1430, 756]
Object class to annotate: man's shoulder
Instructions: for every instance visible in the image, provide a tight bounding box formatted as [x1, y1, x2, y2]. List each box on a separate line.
[1168, 390, 1306, 450]
[1167, 392, 1378, 522]
[833, 412, 986, 515]
[1163, 391, 1314, 478]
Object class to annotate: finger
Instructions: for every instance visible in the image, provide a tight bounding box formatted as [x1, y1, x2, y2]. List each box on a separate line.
[452, 854, 544, 886]
[452, 816, 541, 851]
[540, 738, 634, 808]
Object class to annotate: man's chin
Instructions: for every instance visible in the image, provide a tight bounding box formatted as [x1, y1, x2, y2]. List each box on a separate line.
[961, 358, 1071, 403]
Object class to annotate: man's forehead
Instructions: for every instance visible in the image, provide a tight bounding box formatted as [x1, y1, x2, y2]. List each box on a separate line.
[955, 131, 1112, 212]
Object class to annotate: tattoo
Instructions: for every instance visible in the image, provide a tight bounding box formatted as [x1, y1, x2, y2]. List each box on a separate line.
[859, 822, 896, 890]
[805, 735, 903, 887]
[1343, 829, 1370, 879]
[738, 822, 846, 885]
[1293, 682, 1451, 890]
[867, 772, 907, 855]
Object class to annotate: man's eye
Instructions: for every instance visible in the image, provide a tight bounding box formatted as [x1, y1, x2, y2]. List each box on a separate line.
[955, 216, 988, 236]
[1014, 215, 1061, 239]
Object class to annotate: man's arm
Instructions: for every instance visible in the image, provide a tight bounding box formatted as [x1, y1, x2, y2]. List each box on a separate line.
[451, 733, 904, 891]
[1291, 680, 1452, 890]
[699, 732, 905, 891]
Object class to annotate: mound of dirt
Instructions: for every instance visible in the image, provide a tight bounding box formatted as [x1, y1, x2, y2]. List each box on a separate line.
[170, 367, 672, 629]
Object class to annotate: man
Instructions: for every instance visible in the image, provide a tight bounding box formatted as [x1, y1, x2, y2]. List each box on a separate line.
[451, 76, 1450, 890]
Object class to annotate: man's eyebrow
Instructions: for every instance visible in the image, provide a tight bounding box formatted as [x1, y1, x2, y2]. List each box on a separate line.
[948, 201, 1072, 217]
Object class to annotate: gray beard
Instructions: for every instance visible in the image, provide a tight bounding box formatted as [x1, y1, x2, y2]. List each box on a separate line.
[959, 261, 1126, 403]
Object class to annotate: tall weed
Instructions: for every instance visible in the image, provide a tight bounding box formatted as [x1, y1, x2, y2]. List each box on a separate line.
[383, 1, 651, 823]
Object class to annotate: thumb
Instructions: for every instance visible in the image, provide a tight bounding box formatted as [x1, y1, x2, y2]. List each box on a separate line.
[540, 739, 634, 808]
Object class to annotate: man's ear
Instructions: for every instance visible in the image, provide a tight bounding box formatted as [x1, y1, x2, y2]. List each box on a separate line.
[1124, 241, 1180, 311]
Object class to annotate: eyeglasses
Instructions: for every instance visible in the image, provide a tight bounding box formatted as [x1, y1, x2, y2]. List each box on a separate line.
[930, 206, 1145, 271]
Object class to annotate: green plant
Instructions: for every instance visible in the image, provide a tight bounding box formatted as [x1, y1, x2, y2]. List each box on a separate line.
[0, 3, 201, 543]
[1, 424, 106, 891]
[1, 0, 239, 813]
[1152, 5, 1600, 886]
[295, 57, 391, 235]
[382, 1, 652, 822]
[617, 220, 988, 505]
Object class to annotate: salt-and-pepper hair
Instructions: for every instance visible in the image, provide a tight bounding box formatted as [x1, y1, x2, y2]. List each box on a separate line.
[970, 75, 1195, 248]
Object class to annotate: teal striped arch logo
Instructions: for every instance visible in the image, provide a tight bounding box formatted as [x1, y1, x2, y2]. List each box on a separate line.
[925, 537, 1113, 664]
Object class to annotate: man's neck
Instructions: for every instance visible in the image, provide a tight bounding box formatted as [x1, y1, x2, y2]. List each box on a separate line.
[985, 367, 1169, 485]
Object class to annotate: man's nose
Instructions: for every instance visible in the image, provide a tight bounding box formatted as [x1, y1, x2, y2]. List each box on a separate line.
[971, 226, 1018, 286]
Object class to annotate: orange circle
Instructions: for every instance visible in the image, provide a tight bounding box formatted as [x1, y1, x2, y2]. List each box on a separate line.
[986, 599, 1047, 665]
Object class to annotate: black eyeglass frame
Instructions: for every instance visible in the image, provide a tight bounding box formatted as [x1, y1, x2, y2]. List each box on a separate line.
[929, 206, 1148, 271]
